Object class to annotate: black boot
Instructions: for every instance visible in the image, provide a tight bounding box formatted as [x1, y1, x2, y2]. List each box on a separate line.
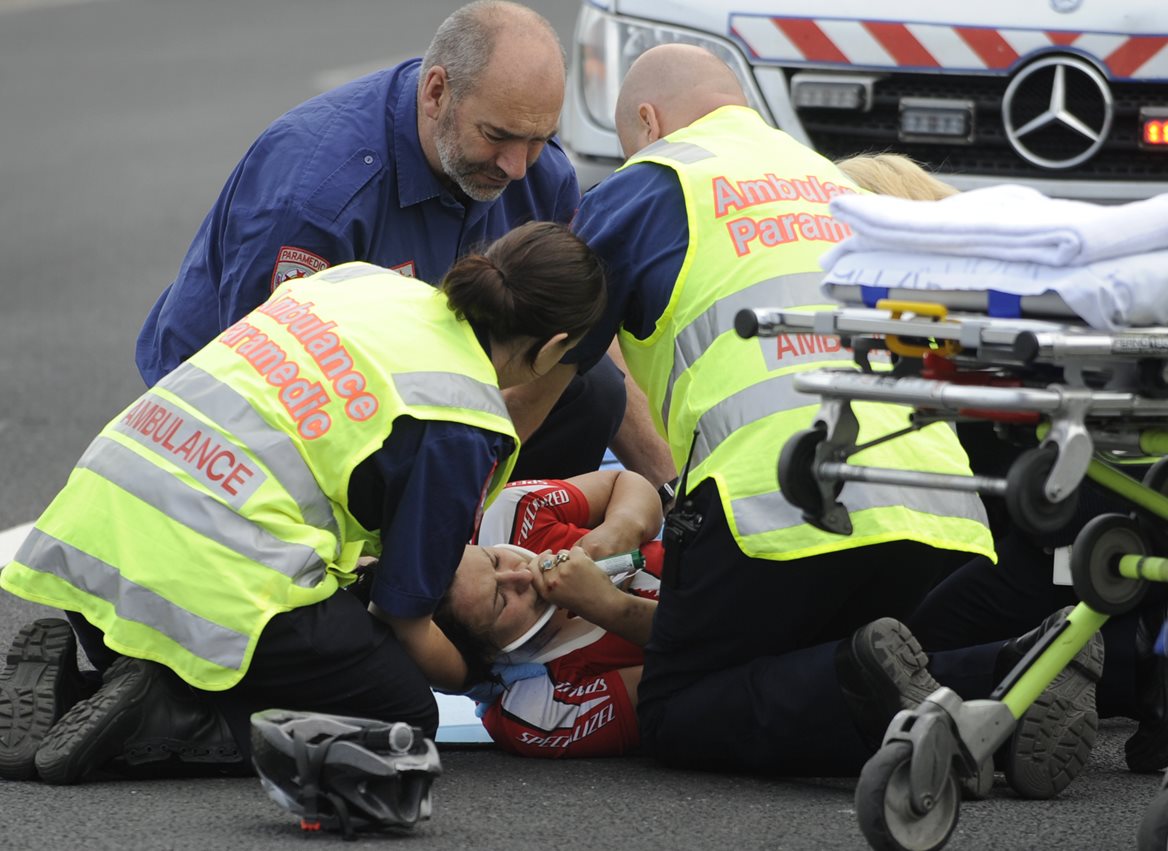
[835, 617, 942, 750]
[1126, 601, 1168, 772]
[34, 656, 242, 785]
[0, 619, 88, 781]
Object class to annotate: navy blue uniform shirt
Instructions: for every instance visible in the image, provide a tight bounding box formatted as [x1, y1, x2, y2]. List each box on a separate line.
[136, 57, 579, 386]
[350, 416, 514, 618]
[134, 59, 573, 619]
[568, 162, 687, 372]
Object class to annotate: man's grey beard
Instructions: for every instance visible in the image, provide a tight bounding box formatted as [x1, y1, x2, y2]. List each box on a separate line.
[435, 107, 507, 203]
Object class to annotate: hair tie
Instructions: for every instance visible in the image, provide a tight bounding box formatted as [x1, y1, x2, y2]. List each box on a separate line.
[489, 258, 507, 289]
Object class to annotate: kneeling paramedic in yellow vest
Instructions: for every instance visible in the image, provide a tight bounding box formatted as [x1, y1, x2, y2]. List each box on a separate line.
[562, 45, 1008, 776]
[0, 221, 607, 784]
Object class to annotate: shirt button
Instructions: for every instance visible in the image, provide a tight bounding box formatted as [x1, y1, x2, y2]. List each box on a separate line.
[364, 155, 374, 165]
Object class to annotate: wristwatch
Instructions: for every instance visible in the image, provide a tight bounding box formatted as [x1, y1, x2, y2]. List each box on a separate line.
[657, 477, 680, 511]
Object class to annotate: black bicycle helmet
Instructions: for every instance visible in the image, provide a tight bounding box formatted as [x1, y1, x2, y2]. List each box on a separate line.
[251, 709, 441, 839]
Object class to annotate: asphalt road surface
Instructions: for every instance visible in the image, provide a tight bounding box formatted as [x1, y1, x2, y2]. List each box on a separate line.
[0, 1, 1164, 848]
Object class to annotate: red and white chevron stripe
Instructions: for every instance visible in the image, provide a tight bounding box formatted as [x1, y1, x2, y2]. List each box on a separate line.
[729, 14, 1168, 81]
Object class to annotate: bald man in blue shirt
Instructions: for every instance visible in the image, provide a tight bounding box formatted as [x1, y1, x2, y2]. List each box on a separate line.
[136, 1, 674, 487]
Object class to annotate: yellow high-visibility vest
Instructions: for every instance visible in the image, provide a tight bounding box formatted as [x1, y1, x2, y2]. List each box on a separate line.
[617, 106, 993, 562]
[3, 265, 518, 688]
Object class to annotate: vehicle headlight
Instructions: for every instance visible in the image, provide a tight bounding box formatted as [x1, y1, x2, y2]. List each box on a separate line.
[576, 4, 770, 131]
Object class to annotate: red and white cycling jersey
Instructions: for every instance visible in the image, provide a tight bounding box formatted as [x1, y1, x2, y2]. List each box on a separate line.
[474, 478, 663, 758]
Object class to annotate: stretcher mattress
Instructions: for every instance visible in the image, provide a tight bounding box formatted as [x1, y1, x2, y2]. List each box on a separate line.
[822, 281, 1076, 320]
[820, 250, 1168, 331]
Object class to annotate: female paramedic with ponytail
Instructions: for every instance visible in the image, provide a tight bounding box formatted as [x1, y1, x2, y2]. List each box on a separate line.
[0, 220, 607, 785]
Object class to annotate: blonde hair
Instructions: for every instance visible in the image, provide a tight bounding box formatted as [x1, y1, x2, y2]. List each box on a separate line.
[836, 153, 959, 201]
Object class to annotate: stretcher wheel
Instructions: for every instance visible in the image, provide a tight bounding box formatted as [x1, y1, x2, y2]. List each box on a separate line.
[1139, 458, 1168, 554]
[1071, 513, 1149, 616]
[855, 742, 960, 851]
[778, 425, 836, 515]
[1136, 773, 1168, 851]
[1005, 445, 1080, 536]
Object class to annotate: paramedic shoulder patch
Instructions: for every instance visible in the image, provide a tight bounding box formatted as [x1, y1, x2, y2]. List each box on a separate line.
[271, 246, 330, 291]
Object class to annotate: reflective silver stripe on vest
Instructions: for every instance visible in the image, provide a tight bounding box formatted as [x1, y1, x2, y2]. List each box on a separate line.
[690, 374, 809, 469]
[638, 139, 716, 164]
[15, 528, 251, 671]
[78, 436, 327, 588]
[112, 394, 268, 511]
[662, 272, 827, 428]
[164, 363, 338, 537]
[730, 481, 989, 539]
[394, 372, 509, 420]
[691, 377, 989, 533]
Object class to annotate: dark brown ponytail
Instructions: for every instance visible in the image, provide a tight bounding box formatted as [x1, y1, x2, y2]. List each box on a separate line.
[442, 221, 606, 366]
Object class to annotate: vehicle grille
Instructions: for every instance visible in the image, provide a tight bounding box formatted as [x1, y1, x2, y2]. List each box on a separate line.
[787, 70, 1168, 183]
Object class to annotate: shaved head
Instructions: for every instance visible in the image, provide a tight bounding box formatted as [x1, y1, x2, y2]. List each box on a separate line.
[615, 44, 747, 157]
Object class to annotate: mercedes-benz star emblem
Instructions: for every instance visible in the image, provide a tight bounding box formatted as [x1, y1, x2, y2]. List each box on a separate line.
[1001, 55, 1113, 170]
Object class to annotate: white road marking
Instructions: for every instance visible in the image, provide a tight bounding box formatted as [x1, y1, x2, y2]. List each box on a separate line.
[0, 522, 33, 564]
[434, 692, 492, 744]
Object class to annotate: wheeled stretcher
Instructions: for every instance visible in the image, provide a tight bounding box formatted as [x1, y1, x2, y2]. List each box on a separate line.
[736, 293, 1168, 851]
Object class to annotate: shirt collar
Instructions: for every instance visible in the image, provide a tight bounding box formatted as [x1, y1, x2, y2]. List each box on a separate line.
[391, 61, 502, 227]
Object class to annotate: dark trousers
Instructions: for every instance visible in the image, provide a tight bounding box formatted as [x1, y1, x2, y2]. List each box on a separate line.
[636, 480, 1000, 777]
[509, 354, 626, 481]
[69, 589, 437, 762]
[907, 429, 1156, 721]
[907, 527, 1147, 719]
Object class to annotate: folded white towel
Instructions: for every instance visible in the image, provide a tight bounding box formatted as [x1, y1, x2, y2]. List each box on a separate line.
[822, 248, 1168, 331]
[821, 185, 1168, 269]
[1079, 252, 1168, 330]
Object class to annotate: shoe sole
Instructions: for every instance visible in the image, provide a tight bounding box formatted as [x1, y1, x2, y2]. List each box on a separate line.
[1005, 630, 1105, 800]
[852, 618, 942, 712]
[34, 657, 155, 785]
[0, 619, 78, 781]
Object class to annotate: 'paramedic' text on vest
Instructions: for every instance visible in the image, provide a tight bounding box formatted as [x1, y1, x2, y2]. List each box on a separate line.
[219, 296, 381, 440]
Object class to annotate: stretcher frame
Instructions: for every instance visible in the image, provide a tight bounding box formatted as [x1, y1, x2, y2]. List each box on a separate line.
[735, 298, 1168, 851]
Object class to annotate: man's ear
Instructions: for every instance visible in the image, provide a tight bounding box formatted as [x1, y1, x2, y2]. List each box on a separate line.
[419, 66, 448, 121]
[639, 103, 663, 144]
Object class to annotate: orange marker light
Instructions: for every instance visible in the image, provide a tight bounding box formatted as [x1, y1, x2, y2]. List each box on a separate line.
[1140, 110, 1168, 149]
